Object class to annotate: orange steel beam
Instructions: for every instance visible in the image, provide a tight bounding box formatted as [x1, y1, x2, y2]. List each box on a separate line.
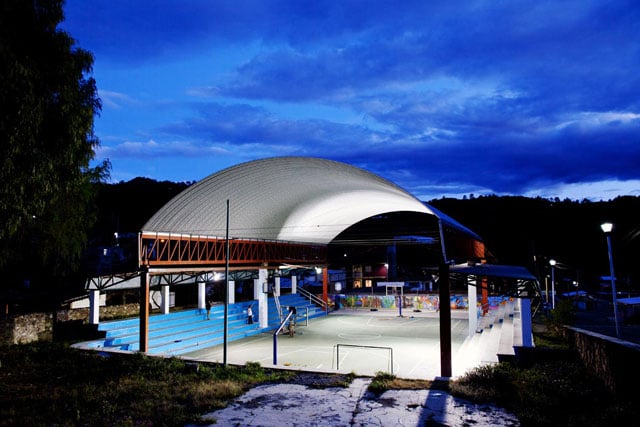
[139, 232, 327, 268]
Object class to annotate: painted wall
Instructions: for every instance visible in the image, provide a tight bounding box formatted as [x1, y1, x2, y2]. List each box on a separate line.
[330, 293, 513, 312]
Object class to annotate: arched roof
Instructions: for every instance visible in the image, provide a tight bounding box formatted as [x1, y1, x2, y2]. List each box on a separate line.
[142, 157, 475, 245]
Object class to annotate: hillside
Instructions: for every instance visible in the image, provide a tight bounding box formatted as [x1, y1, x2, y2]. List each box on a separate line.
[430, 195, 640, 291]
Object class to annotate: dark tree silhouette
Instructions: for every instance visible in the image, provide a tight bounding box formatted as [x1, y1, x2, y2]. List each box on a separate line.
[0, 0, 108, 304]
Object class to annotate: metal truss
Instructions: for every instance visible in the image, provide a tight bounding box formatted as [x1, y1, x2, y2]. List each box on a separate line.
[139, 232, 327, 268]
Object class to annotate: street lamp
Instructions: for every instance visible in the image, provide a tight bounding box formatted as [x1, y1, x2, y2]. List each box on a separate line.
[549, 259, 556, 309]
[601, 222, 621, 338]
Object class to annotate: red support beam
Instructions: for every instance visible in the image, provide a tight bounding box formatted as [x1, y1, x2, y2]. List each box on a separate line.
[139, 233, 326, 268]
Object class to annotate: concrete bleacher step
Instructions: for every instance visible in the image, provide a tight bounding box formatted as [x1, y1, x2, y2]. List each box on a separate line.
[497, 315, 515, 357]
[98, 308, 203, 332]
[89, 295, 326, 356]
[101, 307, 249, 343]
[147, 323, 263, 355]
[106, 312, 252, 348]
[512, 316, 523, 347]
[480, 319, 503, 364]
[453, 332, 484, 377]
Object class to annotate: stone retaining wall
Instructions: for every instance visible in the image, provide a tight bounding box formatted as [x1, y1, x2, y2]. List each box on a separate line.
[1, 304, 140, 346]
[56, 303, 140, 323]
[563, 326, 640, 395]
[0, 312, 53, 345]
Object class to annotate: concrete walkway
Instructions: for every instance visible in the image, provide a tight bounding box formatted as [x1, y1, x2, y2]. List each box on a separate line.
[198, 377, 519, 426]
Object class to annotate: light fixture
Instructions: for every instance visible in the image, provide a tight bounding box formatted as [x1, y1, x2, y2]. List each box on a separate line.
[549, 259, 556, 309]
[601, 222, 620, 337]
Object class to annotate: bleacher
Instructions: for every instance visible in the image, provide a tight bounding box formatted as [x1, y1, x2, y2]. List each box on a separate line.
[453, 300, 526, 377]
[80, 293, 326, 356]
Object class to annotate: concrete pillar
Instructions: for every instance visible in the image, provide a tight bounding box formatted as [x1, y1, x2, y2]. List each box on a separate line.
[468, 277, 477, 337]
[439, 263, 452, 377]
[160, 285, 170, 314]
[520, 298, 533, 347]
[139, 269, 149, 353]
[198, 279, 206, 309]
[256, 268, 269, 328]
[291, 275, 297, 294]
[274, 277, 281, 296]
[89, 289, 100, 324]
[228, 280, 235, 304]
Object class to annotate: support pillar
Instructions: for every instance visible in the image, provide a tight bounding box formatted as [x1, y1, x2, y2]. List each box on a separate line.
[256, 268, 269, 329]
[160, 285, 170, 314]
[519, 298, 533, 347]
[322, 267, 328, 303]
[439, 263, 452, 377]
[89, 289, 100, 325]
[291, 275, 297, 294]
[228, 280, 235, 304]
[139, 269, 149, 353]
[198, 280, 206, 310]
[481, 277, 489, 314]
[468, 277, 478, 336]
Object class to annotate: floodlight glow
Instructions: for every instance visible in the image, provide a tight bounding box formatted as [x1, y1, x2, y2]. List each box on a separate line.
[549, 259, 556, 266]
[601, 222, 613, 233]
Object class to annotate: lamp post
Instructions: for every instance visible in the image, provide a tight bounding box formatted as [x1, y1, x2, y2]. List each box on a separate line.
[601, 222, 621, 338]
[549, 259, 556, 309]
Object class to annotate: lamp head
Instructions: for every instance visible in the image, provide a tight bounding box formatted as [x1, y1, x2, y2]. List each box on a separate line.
[601, 222, 613, 233]
[549, 259, 556, 266]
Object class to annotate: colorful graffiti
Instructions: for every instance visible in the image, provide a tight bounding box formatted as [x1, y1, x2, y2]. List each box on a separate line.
[331, 294, 470, 311]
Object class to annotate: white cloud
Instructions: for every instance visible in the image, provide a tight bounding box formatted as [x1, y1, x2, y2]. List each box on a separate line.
[554, 111, 640, 131]
[98, 90, 140, 109]
[524, 179, 640, 201]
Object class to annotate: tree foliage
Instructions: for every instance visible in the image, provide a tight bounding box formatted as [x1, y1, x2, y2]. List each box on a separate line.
[0, 0, 109, 293]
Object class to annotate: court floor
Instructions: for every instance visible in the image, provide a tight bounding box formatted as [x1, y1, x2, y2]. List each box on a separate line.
[184, 309, 470, 379]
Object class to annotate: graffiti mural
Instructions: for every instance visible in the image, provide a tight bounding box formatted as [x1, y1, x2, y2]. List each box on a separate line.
[332, 294, 469, 311]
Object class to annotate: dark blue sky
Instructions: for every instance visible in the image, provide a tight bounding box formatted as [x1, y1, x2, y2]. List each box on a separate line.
[62, 0, 640, 200]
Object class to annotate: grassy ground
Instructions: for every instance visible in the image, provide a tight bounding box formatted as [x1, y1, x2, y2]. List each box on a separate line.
[0, 342, 297, 426]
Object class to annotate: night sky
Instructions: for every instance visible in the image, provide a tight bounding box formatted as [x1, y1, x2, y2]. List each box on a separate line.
[62, 1, 640, 200]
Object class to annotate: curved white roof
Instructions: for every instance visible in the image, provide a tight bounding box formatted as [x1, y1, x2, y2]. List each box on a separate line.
[143, 157, 450, 245]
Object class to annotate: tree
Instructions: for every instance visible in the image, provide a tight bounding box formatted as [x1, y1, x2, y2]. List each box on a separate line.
[0, 0, 109, 302]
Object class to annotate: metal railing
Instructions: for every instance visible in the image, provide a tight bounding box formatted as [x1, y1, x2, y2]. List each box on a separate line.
[298, 287, 328, 313]
[272, 310, 296, 365]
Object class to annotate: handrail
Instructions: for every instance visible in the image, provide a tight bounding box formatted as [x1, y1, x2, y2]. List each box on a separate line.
[298, 287, 328, 313]
[274, 293, 283, 320]
[273, 310, 295, 365]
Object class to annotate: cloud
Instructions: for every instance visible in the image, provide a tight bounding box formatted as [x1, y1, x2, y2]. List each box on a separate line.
[98, 90, 140, 109]
[66, 0, 640, 200]
[96, 139, 230, 158]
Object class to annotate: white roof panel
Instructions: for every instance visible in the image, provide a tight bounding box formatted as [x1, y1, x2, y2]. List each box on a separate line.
[143, 157, 451, 244]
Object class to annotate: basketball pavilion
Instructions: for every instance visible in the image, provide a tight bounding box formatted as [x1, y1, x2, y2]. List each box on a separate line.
[76, 157, 541, 378]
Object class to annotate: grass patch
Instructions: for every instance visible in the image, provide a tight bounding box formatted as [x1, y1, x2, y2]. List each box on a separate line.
[367, 371, 397, 395]
[449, 337, 640, 426]
[0, 342, 294, 426]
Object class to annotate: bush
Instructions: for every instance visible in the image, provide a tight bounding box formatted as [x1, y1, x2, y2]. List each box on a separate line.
[368, 371, 396, 395]
[546, 299, 576, 333]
